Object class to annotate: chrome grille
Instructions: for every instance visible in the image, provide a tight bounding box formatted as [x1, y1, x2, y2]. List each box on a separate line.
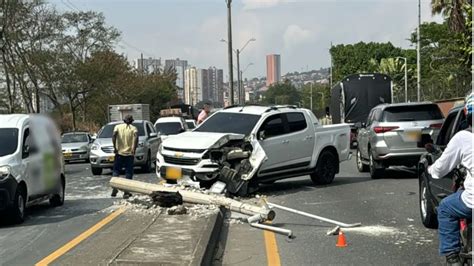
[101, 146, 114, 153]
[163, 155, 200, 166]
[163, 147, 206, 153]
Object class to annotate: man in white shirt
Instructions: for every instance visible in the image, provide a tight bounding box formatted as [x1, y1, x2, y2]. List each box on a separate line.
[428, 92, 473, 266]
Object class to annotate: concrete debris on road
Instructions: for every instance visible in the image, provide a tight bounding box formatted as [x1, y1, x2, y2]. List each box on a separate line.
[110, 177, 275, 221]
[167, 205, 187, 215]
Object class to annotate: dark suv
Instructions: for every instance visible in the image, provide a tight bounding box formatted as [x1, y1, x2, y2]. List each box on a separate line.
[418, 105, 468, 228]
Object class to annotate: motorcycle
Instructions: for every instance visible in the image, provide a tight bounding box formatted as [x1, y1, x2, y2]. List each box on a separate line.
[424, 143, 472, 265]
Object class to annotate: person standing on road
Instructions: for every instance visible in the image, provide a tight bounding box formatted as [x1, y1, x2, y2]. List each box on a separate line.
[111, 115, 138, 199]
[197, 103, 211, 125]
[320, 106, 333, 125]
[428, 92, 473, 266]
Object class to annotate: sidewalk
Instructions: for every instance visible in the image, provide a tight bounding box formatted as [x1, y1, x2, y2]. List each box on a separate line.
[54, 206, 224, 265]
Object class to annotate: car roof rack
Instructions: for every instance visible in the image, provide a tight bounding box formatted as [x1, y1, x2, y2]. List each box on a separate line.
[264, 105, 298, 112]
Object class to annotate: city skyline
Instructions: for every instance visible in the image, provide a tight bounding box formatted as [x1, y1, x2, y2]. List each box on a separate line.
[54, 0, 441, 80]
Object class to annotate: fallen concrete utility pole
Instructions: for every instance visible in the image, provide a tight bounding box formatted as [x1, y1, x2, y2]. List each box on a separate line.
[267, 202, 361, 228]
[110, 177, 275, 221]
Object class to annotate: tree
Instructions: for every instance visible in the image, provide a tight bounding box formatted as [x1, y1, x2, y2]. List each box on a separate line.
[369, 57, 415, 102]
[300, 83, 330, 116]
[431, 0, 471, 32]
[411, 21, 471, 100]
[330, 42, 403, 83]
[262, 80, 300, 105]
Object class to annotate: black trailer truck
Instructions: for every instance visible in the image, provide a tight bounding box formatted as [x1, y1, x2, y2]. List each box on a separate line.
[330, 73, 392, 148]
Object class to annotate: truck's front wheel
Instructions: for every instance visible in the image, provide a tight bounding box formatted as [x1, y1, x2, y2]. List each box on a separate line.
[311, 150, 337, 185]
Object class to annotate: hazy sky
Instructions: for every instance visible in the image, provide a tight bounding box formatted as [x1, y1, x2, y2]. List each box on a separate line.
[54, 0, 442, 79]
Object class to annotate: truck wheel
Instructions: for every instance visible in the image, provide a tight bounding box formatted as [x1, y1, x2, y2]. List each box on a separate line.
[141, 152, 152, 173]
[419, 178, 438, 229]
[356, 149, 369, 172]
[91, 166, 102, 176]
[50, 177, 65, 207]
[311, 150, 337, 185]
[369, 152, 384, 179]
[10, 185, 26, 224]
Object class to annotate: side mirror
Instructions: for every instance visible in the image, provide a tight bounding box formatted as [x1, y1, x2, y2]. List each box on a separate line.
[23, 146, 30, 157]
[258, 131, 266, 141]
[417, 133, 433, 148]
[149, 132, 158, 138]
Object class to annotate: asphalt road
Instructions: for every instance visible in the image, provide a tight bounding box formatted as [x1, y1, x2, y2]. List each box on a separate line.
[0, 162, 157, 266]
[0, 157, 445, 265]
[220, 157, 445, 265]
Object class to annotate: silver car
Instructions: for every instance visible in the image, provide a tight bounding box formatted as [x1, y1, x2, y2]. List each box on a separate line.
[356, 102, 444, 179]
[61, 132, 92, 163]
[89, 120, 160, 175]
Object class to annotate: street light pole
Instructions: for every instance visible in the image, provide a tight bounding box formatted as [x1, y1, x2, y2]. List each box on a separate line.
[226, 0, 234, 105]
[236, 49, 241, 104]
[240, 70, 244, 103]
[310, 83, 313, 111]
[416, 0, 421, 101]
[221, 37, 255, 105]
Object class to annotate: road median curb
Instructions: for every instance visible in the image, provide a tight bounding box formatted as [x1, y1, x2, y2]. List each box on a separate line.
[191, 206, 226, 266]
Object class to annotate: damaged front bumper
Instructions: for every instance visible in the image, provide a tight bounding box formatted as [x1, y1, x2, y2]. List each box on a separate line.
[156, 134, 267, 195]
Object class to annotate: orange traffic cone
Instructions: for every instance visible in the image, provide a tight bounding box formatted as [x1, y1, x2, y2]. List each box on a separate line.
[336, 230, 347, 247]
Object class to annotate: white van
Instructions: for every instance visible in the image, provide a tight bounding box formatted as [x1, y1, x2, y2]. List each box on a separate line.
[0, 114, 65, 223]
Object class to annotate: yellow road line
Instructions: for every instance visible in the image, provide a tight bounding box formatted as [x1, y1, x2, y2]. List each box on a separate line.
[35, 207, 125, 266]
[264, 229, 281, 266]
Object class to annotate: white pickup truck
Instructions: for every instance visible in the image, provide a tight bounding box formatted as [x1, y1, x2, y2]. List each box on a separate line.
[156, 106, 351, 195]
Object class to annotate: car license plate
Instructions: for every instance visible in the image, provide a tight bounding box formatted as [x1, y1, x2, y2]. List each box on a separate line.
[166, 167, 182, 180]
[63, 152, 72, 158]
[406, 131, 421, 142]
[107, 156, 115, 162]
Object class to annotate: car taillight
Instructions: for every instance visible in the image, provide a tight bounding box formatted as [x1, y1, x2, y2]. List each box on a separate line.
[429, 123, 443, 129]
[373, 126, 399, 134]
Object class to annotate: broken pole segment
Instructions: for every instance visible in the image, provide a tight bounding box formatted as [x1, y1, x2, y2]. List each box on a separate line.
[110, 177, 275, 221]
[267, 202, 361, 228]
[249, 222, 293, 238]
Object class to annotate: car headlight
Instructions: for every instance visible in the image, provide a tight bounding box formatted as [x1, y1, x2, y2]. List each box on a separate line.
[91, 144, 99, 150]
[0, 166, 11, 181]
[80, 145, 89, 151]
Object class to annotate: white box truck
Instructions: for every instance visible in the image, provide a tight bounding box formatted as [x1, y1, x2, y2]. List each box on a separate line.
[108, 104, 150, 122]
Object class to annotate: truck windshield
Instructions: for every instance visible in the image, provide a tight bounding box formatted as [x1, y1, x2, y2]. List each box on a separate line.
[98, 123, 145, 138]
[194, 112, 260, 135]
[383, 105, 444, 122]
[155, 122, 183, 135]
[62, 134, 88, 143]
[0, 128, 19, 157]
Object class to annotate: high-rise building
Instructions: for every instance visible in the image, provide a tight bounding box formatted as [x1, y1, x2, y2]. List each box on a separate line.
[266, 54, 281, 87]
[136, 57, 162, 73]
[184, 67, 199, 105]
[208, 67, 224, 104]
[197, 69, 209, 103]
[165, 58, 188, 101]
